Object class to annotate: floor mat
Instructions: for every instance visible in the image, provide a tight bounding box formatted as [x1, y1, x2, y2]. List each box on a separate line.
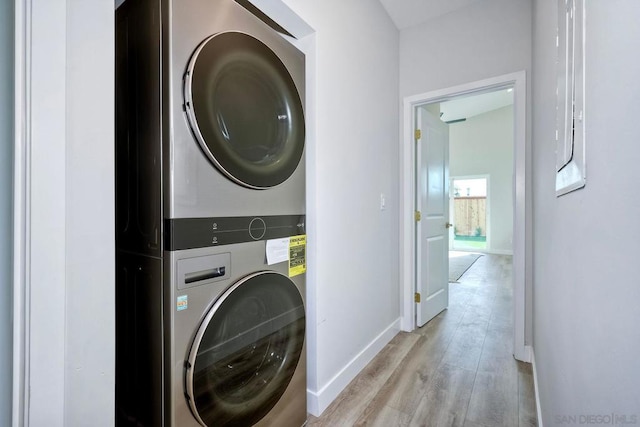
[449, 251, 483, 282]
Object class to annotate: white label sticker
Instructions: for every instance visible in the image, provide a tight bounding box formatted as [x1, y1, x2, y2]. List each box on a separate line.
[266, 238, 290, 265]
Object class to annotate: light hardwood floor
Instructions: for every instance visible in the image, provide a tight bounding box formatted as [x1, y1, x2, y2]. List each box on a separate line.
[307, 254, 537, 427]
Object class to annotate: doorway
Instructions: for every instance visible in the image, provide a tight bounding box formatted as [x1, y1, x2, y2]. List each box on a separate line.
[413, 88, 513, 327]
[400, 71, 530, 362]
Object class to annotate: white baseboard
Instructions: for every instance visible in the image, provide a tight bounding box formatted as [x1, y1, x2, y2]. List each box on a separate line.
[531, 348, 544, 427]
[484, 249, 513, 256]
[515, 344, 532, 363]
[450, 248, 513, 256]
[306, 318, 401, 416]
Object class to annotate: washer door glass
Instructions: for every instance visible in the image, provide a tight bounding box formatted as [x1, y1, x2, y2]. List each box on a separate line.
[185, 32, 305, 189]
[186, 271, 305, 426]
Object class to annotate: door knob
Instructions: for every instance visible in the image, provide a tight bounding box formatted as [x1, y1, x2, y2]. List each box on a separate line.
[445, 222, 453, 229]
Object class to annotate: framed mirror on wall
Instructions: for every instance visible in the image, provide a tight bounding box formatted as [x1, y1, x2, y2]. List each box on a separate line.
[556, 0, 586, 196]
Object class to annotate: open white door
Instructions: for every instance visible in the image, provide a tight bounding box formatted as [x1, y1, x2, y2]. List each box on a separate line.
[415, 107, 450, 327]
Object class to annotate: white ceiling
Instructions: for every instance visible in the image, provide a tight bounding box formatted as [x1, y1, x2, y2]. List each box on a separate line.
[439, 88, 513, 123]
[378, 0, 486, 30]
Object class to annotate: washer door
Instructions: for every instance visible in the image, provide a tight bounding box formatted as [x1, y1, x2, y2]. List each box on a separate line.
[185, 271, 305, 426]
[184, 31, 305, 189]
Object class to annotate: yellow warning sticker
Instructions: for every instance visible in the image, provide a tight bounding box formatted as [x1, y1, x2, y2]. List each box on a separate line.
[288, 235, 307, 277]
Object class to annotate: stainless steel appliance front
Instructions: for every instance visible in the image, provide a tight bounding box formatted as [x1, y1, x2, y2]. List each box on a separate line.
[115, 0, 307, 425]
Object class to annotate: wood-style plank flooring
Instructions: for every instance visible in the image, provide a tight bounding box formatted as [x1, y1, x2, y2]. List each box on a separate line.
[307, 254, 537, 427]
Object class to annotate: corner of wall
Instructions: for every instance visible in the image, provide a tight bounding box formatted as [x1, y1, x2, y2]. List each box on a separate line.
[306, 319, 400, 417]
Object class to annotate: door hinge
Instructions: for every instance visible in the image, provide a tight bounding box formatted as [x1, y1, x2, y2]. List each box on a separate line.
[415, 211, 421, 222]
[414, 129, 422, 140]
[414, 292, 421, 303]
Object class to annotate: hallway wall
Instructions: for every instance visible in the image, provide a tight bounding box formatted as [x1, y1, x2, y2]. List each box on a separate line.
[281, 0, 401, 415]
[399, 0, 532, 99]
[64, 1, 115, 424]
[532, 0, 640, 422]
[20, 1, 115, 424]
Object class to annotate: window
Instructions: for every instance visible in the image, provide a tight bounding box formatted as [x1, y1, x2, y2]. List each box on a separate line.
[451, 177, 488, 251]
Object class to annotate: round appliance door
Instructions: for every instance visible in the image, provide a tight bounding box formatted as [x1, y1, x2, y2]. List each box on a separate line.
[184, 31, 305, 189]
[185, 271, 305, 427]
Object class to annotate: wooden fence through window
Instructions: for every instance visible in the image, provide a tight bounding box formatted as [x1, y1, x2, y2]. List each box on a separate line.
[453, 197, 486, 237]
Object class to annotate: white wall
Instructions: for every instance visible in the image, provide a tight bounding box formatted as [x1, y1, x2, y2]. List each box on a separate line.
[450, 105, 514, 254]
[1, 0, 13, 424]
[64, 1, 115, 425]
[20, 0, 115, 424]
[400, 0, 532, 99]
[532, 0, 640, 422]
[280, 0, 400, 414]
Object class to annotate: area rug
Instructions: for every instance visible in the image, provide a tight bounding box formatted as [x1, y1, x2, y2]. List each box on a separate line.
[449, 251, 483, 282]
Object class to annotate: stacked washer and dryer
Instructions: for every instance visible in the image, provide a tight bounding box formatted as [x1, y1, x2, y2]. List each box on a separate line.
[115, 0, 307, 426]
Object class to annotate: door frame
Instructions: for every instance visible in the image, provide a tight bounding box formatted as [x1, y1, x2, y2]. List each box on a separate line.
[400, 71, 531, 362]
[13, 1, 68, 425]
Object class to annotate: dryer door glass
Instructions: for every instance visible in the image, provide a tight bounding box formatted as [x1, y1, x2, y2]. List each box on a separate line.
[186, 271, 305, 426]
[185, 32, 305, 189]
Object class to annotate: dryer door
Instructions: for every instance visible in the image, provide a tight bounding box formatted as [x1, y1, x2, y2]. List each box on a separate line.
[185, 271, 305, 427]
[184, 32, 305, 189]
